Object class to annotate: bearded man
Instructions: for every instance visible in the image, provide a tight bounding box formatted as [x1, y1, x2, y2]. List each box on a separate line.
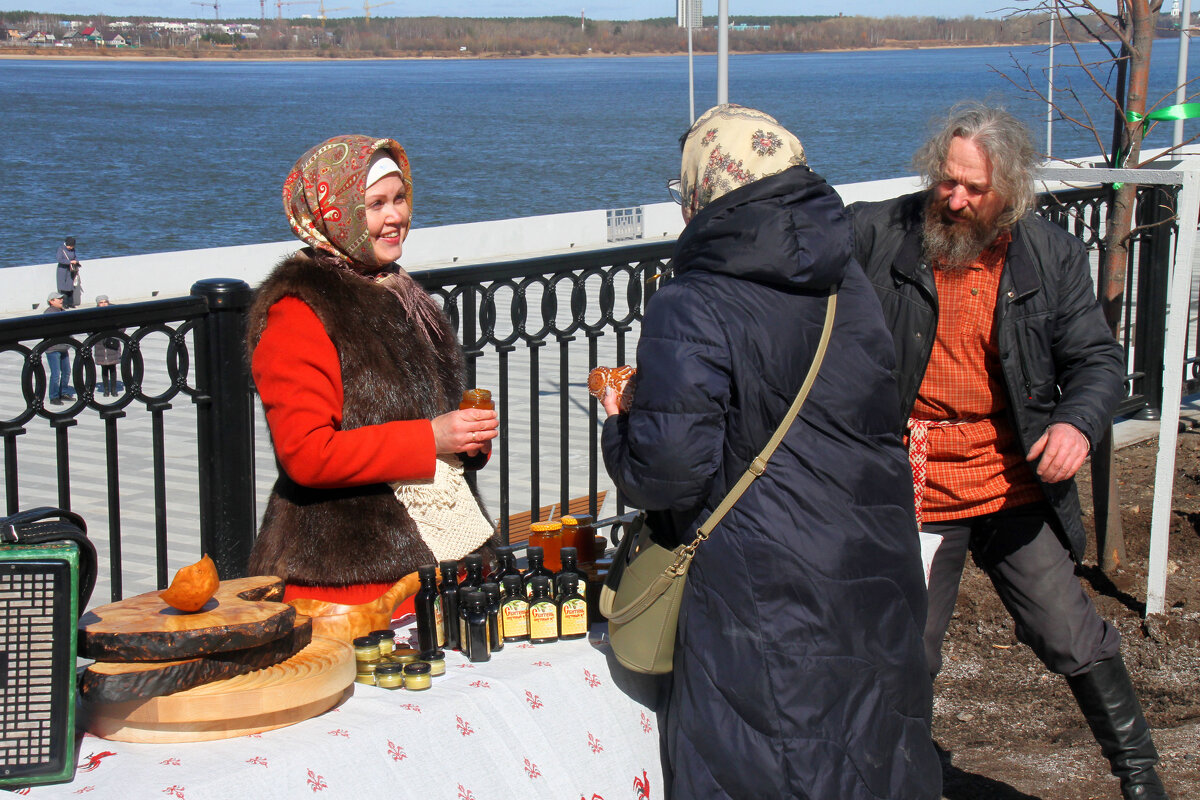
[850, 103, 1168, 800]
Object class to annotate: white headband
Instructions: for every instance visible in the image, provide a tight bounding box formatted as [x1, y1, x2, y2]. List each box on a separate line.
[366, 153, 402, 189]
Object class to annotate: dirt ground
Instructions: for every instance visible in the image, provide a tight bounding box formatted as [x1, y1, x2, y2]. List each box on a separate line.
[935, 430, 1200, 799]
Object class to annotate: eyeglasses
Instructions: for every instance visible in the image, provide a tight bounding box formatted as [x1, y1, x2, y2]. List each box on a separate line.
[667, 179, 683, 205]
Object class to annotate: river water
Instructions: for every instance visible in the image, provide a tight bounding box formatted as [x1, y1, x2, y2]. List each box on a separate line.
[2, 41, 1197, 267]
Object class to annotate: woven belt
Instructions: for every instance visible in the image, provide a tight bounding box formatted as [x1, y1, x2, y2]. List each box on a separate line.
[907, 417, 971, 530]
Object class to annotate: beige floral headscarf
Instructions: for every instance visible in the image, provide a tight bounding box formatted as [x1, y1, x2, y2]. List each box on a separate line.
[680, 104, 807, 219]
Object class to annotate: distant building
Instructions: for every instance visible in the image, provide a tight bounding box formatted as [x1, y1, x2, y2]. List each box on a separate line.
[104, 34, 127, 47]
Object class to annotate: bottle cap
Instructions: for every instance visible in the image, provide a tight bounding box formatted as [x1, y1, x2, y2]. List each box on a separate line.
[530, 521, 562, 532]
[369, 629, 395, 643]
[560, 547, 578, 559]
[375, 663, 402, 676]
[531, 575, 551, 590]
[527, 546, 544, 557]
[417, 564, 437, 581]
[481, 582, 500, 600]
[561, 514, 593, 525]
[352, 636, 376, 648]
[404, 661, 431, 675]
[464, 553, 483, 568]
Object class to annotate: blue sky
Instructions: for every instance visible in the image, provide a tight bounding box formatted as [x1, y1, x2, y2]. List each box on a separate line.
[9, 1, 1016, 21]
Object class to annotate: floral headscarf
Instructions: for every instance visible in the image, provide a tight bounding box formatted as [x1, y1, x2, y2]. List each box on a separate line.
[283, 134, 412, 268]
[680, 104, 807, 219]
[283, 134, 448, 344]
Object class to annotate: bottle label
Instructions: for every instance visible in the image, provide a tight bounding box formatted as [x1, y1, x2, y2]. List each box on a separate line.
[529, 602, 557, 639]
[560, 598, 588, 636]
[502, 599, 530, 637]
[434, 596, 445, 647]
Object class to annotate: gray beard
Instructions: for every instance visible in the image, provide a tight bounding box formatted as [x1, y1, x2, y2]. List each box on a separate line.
[921, 210, 1001, 271]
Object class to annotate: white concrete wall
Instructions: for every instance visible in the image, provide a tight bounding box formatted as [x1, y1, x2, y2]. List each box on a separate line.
[11, 150, 1197, 316]
[4, 202, 690, 314]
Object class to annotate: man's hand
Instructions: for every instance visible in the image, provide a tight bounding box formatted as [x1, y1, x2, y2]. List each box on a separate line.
[1026, 422, 1090, 483]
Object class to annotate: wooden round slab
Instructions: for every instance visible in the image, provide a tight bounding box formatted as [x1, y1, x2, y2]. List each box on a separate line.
[80, 575, 296, 662]
[82, 635, 355, 743]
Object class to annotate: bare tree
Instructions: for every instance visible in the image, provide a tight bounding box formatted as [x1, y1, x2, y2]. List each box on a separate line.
[1003, 0, 1199, 572]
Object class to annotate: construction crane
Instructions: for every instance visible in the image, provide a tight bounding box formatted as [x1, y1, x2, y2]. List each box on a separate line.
[318, 0, 349, 20]
[276, 0, 316, 19]
[192, 0, 220, 20]
[363, 0, 393, 21]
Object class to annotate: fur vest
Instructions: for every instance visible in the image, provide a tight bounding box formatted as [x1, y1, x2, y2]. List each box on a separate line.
[246, 250, 478, 587]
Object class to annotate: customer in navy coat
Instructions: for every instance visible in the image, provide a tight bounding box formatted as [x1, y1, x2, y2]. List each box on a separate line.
[601, 105, 940, 799]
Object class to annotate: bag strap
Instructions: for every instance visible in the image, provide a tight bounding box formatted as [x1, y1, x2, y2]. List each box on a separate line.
[0, 506, 97, 610]
[667, 289, 838, 573]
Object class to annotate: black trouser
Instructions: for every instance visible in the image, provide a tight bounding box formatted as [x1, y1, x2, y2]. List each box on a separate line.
[922, 502, 1121, 679]
[100, 364, 117, 395]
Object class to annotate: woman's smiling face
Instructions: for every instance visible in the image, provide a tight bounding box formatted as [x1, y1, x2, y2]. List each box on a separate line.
[365, 173, 410, 265]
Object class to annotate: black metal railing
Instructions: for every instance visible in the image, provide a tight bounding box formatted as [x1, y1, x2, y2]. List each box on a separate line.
[0, 183, 1188, 602]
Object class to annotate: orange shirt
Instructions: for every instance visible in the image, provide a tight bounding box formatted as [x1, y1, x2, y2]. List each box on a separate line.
[913, 233, 1043, 521]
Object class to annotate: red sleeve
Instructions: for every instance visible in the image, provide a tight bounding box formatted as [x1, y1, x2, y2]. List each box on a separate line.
[252, 296, 437, 489]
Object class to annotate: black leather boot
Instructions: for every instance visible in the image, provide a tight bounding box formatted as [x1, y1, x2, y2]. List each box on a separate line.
[1066, 655, 1168, 800]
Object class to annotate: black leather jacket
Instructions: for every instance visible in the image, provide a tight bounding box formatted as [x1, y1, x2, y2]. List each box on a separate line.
[849, 191, 1124, 558]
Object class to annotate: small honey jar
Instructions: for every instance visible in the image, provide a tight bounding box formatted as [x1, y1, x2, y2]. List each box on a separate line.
[459, 389, 494, 410]
[370, 629, 396, 657]
[391, 647, 421, 665]
[424, 651, 446, 677]
[404, 661, 432, 691]
[353, 635, 381, 664]
[355, 660, 378, 686]
[374, 662, 403, 690]
[529, 520, 563, 572]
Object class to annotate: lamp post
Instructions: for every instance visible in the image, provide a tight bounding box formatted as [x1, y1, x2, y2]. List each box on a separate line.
[717, 0, 728, 104]
[1175, 0, 1193, 146]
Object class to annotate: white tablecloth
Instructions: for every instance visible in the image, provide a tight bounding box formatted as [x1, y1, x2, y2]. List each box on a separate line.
[29, 630, 664, 800]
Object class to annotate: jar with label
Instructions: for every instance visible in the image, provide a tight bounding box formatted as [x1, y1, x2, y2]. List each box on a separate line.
[460, 388, 495, 410]
[557, 574, 588, 640]
[499, 574, 530, 642]
[560, 514, 595, 564]
[404, 661, 432, 691]
[528, 576, 558, 644]
[375, 662, 403, 690]
[529, 521, 563, 572]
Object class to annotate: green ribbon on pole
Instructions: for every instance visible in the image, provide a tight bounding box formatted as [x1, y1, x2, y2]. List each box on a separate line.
[1112, 102, 1200, 188]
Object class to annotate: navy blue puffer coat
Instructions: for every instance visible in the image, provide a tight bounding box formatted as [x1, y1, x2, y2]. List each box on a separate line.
[602, 166, 940, 799]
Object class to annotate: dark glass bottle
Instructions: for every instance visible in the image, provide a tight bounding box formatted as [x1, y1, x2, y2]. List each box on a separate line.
[557, 574, 588, 640]
[438, 559, 460, 651]
[462, 553, 485, 591]
[522, 546, 556, 599]
[466, 592, 491, 663]
[555, 547, 590, 603]
[528, 576, 558, 644]
[499, 574, 530, 642]
[414, 564, 443, 656]
[492, 546, 521, 596]
[481, 581, 503, 653]
[458, 585, 473, 658]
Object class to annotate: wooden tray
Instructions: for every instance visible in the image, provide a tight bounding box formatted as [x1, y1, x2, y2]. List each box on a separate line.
[80, 575, 295, 662]
[82, 635, 355, 743]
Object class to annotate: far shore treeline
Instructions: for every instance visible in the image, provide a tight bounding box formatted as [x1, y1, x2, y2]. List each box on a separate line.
[2, 10, 1186, 58]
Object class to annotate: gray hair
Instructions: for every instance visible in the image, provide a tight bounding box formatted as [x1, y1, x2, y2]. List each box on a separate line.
[912, 102, 1040, 228]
